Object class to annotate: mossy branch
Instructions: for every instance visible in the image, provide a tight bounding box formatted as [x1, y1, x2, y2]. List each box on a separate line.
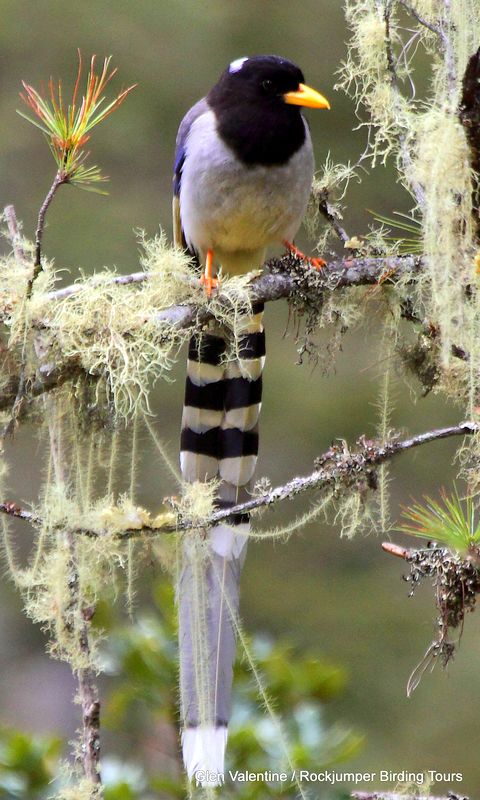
[0, 252, 424, 414]
[1, 422, 476, 539]
[44, 252, 421, 306]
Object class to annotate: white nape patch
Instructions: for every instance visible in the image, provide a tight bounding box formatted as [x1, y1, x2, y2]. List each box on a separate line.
[182, 726, 228, 786]
[229, 56, 248, 74]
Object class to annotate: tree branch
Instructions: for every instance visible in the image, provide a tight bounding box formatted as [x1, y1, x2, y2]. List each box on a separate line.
[44, 252, 421, 305]
[398, 1, 443, 36]
[169, 421, 478, 535]
[2, 422, 476, 539]
[0, 502, 40, 525]
[0, 358, 84, 412]
[0, 253, 423, 412]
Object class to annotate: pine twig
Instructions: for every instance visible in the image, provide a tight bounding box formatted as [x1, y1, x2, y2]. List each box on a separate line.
[29, 171, 66, 298]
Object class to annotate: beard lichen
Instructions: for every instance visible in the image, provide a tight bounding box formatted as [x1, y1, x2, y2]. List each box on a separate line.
[22, 231, 257, 420]
[337, 0, 412, 165]
[338, 0, 480, 494]
[403, 544, 480, 694]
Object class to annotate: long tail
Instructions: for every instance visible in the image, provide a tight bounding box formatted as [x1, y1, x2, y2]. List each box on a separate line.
[178, 302, 265, 786]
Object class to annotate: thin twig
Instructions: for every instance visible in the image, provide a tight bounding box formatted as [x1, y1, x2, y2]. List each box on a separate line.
[47, 270, 148, 301]
[2, 422, 476, 539]
[0, 502, 41, 525]
[383, 0, 398, 89]
[398, 0, 442, 36]
[399, 0, 457, 102]
[30, 171, 65, 295]
[316, 190, 350, 243]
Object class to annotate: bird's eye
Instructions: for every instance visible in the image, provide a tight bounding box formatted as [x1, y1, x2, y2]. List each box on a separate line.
[261, 79, 274, 93]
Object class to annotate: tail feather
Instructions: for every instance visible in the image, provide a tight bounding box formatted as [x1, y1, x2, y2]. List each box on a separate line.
[178, 304, 265, 786]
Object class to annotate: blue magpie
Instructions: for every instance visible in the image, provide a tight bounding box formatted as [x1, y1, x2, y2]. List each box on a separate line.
[173, 54, 329, 786]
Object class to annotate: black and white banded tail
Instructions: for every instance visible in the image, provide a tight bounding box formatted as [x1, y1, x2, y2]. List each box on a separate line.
[178, 303, 265, 785]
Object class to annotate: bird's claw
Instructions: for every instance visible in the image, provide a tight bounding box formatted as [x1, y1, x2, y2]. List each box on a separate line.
[308, 256, 327, 270]
[200, 273, 219, 297]
[283, 240, 326, 271]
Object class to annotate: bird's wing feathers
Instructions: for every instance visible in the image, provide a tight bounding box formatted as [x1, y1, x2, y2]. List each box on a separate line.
[173, 98, 210, 253]
[174, 97, 209, 196]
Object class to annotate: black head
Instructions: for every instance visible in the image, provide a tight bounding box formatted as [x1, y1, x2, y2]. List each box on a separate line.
[212, 55, 305, 107]
[207, 55, 326, 166]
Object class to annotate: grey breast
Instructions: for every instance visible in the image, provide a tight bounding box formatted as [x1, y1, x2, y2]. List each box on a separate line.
[178, 106, 314, 271]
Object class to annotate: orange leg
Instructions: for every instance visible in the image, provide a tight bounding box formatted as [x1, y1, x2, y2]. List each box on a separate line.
[283, 240, 326, 270]
[199, 249, 219, 297]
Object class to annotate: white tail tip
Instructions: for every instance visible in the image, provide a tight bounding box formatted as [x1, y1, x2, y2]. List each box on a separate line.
[182, 725, 228, 786]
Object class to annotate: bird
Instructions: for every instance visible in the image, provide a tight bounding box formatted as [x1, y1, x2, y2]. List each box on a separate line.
[173, 54, 329, 787]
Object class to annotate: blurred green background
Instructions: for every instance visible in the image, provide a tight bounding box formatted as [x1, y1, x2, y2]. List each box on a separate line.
[0, 1, 478, 797]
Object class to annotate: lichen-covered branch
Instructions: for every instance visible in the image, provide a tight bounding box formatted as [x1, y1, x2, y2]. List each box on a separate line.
[0, 502, 40, 525]
[0, 359, 84, 412]
[44, 252, 420, 305]
[171, 421, 478, 535]
[0, 253, 423, 413]
[65, 527, 101, 787]
[1, 422, 475, 539]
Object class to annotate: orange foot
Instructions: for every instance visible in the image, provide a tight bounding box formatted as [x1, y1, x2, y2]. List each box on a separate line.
[200, 248, 219, 297]
[200, 272, 219, 297]
[283, 240, 326, 270]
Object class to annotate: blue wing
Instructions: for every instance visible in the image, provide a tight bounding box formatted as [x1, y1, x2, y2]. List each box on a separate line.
[172, 98, 209, 258]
